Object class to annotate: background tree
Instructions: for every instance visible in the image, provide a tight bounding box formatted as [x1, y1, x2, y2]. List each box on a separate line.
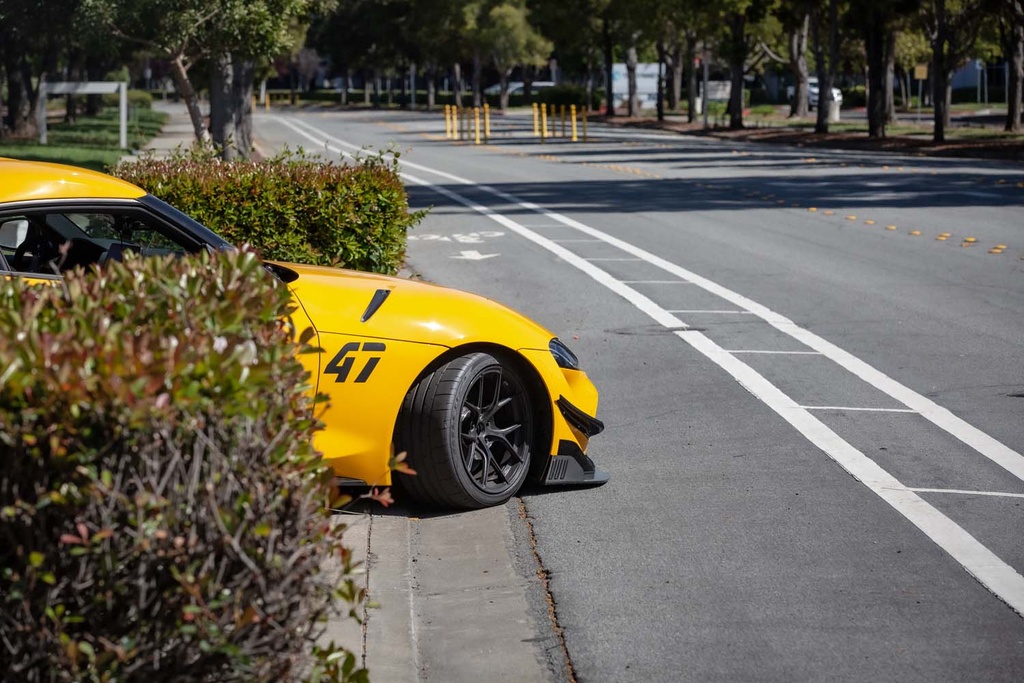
[1002, 0, 1023, 130]
[0, 0, 78, 137]
[720, 0, 777, 129]
[479, 1, 551, 109]
[921, 0, 988, 142]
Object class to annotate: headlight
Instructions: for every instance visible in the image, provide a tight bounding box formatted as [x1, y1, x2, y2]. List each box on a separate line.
[549, 338, 579, 370]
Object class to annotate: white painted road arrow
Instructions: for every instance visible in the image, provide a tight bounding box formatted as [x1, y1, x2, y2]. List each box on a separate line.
[452, 250, 499, 260]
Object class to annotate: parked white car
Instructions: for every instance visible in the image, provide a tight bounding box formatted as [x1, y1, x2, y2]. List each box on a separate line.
[484, 81, 555, 97]
[787, 77, 843, 110]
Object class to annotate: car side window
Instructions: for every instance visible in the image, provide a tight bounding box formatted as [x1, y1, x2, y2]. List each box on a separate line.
[0, 209, 197, 277]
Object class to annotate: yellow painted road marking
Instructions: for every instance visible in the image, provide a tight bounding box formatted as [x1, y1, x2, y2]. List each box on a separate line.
[846, 215, 857, 221]
[864, 220, 875, 225]
[823, 210, 834, 216]
[910, 230, 922, 236]
[885, 225, 897, 231]
[808, 207, 817, 212]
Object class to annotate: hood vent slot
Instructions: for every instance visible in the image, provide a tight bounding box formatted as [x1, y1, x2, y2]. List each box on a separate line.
[361, 288, 391, 323]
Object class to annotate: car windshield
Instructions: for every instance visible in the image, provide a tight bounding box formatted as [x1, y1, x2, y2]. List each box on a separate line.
[139, 195, 233, 251]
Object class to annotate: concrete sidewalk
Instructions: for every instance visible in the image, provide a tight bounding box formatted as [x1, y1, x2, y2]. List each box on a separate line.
[320, 507, 556, 683]
[138, 100, 559, 683]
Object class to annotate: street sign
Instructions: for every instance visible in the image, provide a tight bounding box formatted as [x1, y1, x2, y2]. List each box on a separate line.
[914, 64, 928, 80]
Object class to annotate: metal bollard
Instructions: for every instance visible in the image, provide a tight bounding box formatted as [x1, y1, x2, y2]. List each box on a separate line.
[484, 103, 490, 141]
[582, 106, 588, 141]
[571, 104, 578, 142]
[444, 105, 451, 139]
[474, 107, 481, 144]
[540, 104, 547, 141]
[532, 103, 539, 136]
[560, 105, 566, 137]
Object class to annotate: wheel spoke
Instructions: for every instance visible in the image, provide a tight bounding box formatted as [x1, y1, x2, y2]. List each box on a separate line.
[488, 454, 509, 483]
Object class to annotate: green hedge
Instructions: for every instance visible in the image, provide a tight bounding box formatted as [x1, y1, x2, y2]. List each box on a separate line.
[112, 150, 423, 274]
[101, 88, 155, 110]
[0, 248, 366, 682]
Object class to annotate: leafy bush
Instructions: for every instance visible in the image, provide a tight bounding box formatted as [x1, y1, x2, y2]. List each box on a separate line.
[0, 249, 366, 682]
[100, 89, 155, 110]
[112, 150, 423, 274]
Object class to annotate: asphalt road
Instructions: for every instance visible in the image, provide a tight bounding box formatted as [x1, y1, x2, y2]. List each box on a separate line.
[257, 108, 1024, 682]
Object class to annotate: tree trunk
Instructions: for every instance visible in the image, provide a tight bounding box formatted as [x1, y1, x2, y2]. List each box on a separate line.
[472, 51, 482, 108]
[1007, 17, 1023, 132]
[603, 17, 615, 116]
[884, 31, 897, 124]
[864, 16, 887, 138]
[20, 57, 39, 138]
[232, 58, 254, 159]
[4, 57, 30, 136]
[452, 62, 462, 107]
[811, 0, 838, 134]
[687, 33, 699, 123]
[669, 41, 683, 111]
[931, 0, 949, 143]
[426, 63, 437, 110]
[499, 73, 510, 111]
[626, 44, 639, 117]
[210, 53, 235, 157]
[656, 42, 665, 122]
[727, 13, 746, 130]
[789, 13, 810, 117]
[169, 54, 209, 143]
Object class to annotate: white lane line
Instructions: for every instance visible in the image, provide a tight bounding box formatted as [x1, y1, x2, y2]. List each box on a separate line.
[585, 257, 643, 262]
[667, 310, 755, 314]
[621, 280, 692, 284]
[801, 406, 919, 413]
[273, 114, 1024, 616]
[728, 350, 823, 355]
[909, 488, 1024, 500]
[551, 239, 604, 243]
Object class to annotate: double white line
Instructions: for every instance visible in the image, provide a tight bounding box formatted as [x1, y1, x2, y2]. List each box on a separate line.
[269, 113, 1024, 617]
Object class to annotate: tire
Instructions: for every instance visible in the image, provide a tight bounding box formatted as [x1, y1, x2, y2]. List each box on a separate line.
[394, 352, 534, 509]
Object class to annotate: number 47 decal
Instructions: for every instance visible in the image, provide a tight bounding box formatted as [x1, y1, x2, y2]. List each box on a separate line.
[325, 342, 386, 383]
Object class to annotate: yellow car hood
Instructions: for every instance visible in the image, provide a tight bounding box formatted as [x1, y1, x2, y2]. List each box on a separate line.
[281, 262, 555, 349]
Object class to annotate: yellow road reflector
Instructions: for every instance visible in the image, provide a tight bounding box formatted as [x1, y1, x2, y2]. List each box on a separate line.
[988, 248, 1005, 254]
[995, 244, 1008, 249]
[885, 225, 897, 231]
[898, 167, 905, 171]
[936, 235, 948, 241]
[846, 215, 857, 221]
[964, 237, 978, 243]
[939, 232, 951, 237]
[997, 179, 1006, 184]
[910, 230, 922, 236]
[864, 220, 875, 225]
[804, 158, 817, 163]
[882, 165, 890, 170]
[823, 210, 834, 216]
[808, 207, 817, 212]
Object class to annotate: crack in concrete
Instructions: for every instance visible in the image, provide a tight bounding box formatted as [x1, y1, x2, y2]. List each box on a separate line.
[517, 498, 578, 683]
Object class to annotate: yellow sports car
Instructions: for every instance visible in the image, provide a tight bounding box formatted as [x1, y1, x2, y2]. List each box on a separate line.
[0, 158, 606, 509]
